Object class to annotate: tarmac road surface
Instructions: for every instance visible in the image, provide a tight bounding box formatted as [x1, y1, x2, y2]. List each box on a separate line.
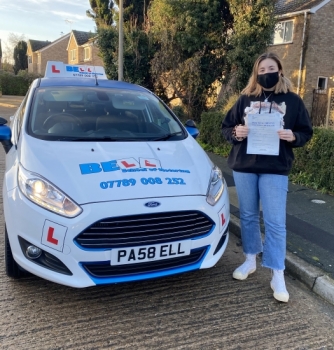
[0, 95, 333, 349]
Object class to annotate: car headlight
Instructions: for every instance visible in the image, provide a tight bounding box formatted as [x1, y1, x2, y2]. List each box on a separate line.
[206, 165, 224, 206]
[18, 164, 82, 218]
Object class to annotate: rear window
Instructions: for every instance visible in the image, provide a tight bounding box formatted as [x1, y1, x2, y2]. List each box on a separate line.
[27, 87, 185, 142]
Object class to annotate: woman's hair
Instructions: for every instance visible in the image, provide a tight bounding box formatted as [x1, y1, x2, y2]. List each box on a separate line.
[241, 52, 292, 96]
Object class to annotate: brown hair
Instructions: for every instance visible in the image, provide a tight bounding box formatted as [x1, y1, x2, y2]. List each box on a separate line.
[241, 52, 292, 96]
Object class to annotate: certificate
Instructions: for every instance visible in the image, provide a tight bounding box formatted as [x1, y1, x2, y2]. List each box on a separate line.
[246, 112, 282, 155]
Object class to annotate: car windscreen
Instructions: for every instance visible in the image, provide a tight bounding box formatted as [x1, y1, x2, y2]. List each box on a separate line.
[27, 87, 185, 142]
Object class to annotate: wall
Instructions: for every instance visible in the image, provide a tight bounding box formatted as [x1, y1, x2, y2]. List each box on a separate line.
[302, 1, 334, 113]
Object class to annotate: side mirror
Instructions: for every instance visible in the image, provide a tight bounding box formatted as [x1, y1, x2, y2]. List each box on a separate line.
[0, 117, 13, 153]
[184, 119, 200, 139]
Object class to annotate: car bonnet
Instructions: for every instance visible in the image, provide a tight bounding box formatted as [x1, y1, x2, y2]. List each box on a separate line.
[19, 135, 213, 204]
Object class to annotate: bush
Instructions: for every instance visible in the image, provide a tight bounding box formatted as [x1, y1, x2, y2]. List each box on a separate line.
[198, 94, 239, 156]
[171, 105, 188, 124]
[0, 71, 40, 96]
[290, 127, 334, 193]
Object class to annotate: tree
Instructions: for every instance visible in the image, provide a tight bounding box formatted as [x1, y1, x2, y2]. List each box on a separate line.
[0, 39, 2, 70]
[149, 0, 233, 120]
[1, 33, 26, 65]
[226, 0, 276, 92]
[97, 0, 154, 88]
[13, 41, 28, 75]
[87, 0, 114, 27]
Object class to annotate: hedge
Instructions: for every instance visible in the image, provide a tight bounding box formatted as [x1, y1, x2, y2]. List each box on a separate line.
[0, 71, 40, 96]
[290, 127, 334, 193]
[198, 100, 334, 194]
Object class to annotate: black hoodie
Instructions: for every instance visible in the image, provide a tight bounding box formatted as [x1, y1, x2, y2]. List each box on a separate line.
[221, 91, 313, 175]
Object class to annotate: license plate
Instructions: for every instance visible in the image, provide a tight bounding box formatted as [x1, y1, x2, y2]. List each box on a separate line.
[110, 240, 191, 265]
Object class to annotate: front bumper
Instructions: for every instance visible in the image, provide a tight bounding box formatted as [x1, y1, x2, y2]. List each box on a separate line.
[4, 186, 230, 288]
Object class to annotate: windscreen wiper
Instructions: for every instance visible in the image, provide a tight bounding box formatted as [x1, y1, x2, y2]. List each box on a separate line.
[152, 132, 183, 141]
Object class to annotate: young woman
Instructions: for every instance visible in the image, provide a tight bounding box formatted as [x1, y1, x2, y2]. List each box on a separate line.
[222, 52, 313, 302]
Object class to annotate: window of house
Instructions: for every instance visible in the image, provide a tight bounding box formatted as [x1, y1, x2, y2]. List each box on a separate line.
[84, 47, 90, 61]
[28, 56, 32, 64]
[317, 77, 328, 90]
[272, 20, 294, 45]
[71, 49, 77, 61]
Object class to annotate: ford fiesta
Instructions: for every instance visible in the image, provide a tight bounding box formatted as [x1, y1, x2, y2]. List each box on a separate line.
[0, 61, 230, 288]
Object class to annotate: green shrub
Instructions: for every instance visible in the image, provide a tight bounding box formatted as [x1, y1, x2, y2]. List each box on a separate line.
[171, 105, 188, 124]
[198, 94, 239, 157]
[0, 71, 40, 96]
[290, 127, 334, 193]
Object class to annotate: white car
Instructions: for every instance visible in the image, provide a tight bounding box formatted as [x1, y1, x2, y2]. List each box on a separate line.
[0, 61, 230, 288]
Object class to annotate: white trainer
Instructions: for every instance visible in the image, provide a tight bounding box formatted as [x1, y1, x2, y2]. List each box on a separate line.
[271, 270, 289, 302]
[232, 254, 256, 280]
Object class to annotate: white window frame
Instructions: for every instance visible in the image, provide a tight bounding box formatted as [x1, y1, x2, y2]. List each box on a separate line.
[317, 76, 328, 91]
[84, 47, 90, 61]
[70, 49, 77, 61]
[272, 20, 294, 45]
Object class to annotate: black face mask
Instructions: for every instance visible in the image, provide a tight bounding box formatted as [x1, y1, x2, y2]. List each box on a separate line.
[257, 72, 279, 89]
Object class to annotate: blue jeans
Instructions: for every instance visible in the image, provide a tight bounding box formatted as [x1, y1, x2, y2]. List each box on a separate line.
[233, 171, 288, 270]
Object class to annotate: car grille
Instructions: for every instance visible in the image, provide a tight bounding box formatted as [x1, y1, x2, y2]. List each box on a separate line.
[81, 247, 207, 278]
[74, 211, 215, 249]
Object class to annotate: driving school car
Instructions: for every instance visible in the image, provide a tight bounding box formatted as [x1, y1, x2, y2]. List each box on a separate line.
[0, 61, 230, 288]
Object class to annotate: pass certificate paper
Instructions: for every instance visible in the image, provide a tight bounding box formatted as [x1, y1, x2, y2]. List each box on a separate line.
[246, 112, 282, 155]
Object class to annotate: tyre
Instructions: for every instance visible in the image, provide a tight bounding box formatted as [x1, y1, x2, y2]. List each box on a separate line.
[5, 226, 23, 279]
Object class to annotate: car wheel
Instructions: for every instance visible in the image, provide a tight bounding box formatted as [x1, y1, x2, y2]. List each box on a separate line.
[5, 226, 23, 279]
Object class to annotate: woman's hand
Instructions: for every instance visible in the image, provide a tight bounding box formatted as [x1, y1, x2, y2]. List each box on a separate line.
[277, 129, 296, 142]
[235, 125, 249, 139]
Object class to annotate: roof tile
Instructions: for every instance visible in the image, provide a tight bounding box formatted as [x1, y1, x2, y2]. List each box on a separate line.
[274, 0, 328, 15]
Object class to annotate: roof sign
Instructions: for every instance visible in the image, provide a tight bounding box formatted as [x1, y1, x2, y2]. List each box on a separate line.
[45, 61, 108, 79]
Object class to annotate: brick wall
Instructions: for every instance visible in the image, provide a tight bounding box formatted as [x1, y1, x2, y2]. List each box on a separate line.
[270, 2, 334, 115]
[269, 14, 306, 96]
[302, 1, 334, 113]
[68, 38, 79, 64]
[82, 45, 104, 66]
[39, 40, 68, 75]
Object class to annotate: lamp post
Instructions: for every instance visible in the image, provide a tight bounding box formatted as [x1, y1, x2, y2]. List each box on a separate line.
[118, 0, 124, 81]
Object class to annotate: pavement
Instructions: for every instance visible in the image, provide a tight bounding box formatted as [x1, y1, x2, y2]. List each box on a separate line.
[1, 95, 334, 306]
[207, 151, 334, 306]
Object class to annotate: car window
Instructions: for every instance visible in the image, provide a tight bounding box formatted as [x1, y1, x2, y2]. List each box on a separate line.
[28, 87, 185, 142]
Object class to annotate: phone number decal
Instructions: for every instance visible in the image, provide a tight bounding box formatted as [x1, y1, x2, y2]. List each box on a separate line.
[100, 177, 186, 189]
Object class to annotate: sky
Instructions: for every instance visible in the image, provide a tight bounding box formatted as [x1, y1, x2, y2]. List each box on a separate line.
[0, 0, 96, 59]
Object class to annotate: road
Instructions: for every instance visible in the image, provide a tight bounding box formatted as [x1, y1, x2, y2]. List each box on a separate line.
[0, 95, 333, 349]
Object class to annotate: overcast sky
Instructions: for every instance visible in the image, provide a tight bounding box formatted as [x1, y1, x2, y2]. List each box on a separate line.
[0, 0, 96, 57]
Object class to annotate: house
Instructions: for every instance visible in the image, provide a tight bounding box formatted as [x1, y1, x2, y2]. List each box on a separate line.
[271, 0, 334, 127]
[27, 34, 70, 75]
[27, 30, 103, 76]
[67, 30, 103, 67]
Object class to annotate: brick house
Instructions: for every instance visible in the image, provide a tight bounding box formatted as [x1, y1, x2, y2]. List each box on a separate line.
[27, 30, 103, 76]
[271, 0, 334, 127]
[27, 34, 70, 75]
[67, 30, 103, 67]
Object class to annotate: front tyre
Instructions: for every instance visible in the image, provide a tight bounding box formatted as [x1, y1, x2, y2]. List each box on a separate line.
[5, 226, 23, 279]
